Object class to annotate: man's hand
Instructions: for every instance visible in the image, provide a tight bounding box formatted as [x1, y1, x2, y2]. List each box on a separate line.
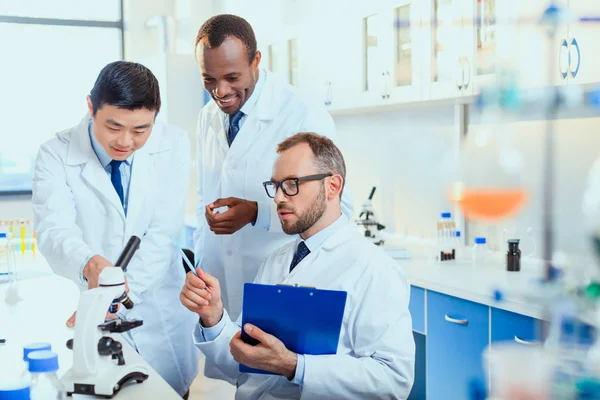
[180, 267, 224, 328]
[67, 272, 130, 328]
[205, 197, 258, 235]
[230, 324, 298, 380]
[83, 255, 113, 289]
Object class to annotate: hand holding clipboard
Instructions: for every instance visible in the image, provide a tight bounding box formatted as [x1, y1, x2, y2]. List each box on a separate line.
[236, 283, 347, 375]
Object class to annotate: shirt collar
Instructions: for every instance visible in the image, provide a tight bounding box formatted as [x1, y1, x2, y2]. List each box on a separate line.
[238, 69, 265, 117]
[88, 119, 133, 168]
[297, 214, 348, 253]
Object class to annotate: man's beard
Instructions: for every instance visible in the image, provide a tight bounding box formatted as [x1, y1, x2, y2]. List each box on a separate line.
[280, 186, 326, 235]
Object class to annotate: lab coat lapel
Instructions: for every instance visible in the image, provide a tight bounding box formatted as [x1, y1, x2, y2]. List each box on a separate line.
[208, 108, 229, 156]
[69, 115, 125, 220]
[285, 223, 356, 281]
[225, 71, 277, 163]
[125, 146, 150, 229]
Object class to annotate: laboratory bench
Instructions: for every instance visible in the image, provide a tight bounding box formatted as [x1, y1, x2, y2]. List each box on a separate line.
[0, 256, 181, 399]
[400, 258, 545, 400]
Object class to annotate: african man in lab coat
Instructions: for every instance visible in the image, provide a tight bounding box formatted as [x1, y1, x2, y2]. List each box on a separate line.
[32, 61, 199, 397]
[181, 133, 415, 399]
[193, 14, 354, 322]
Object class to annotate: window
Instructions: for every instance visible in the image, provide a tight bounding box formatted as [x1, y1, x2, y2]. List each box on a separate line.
[0, 2, 123, 194]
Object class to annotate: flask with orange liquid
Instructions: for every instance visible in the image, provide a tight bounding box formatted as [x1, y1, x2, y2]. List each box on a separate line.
[450, 85, 528, 223]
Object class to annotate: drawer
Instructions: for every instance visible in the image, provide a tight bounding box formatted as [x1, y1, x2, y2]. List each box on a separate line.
[491, 308, 539, 345]
[409, 286, 425, 333]
[427, 291, 489, 400]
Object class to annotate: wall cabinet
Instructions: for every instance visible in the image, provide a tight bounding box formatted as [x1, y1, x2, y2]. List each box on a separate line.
[264, 0, 600, 112]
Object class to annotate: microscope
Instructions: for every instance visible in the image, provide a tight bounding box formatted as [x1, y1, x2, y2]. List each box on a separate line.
[356, 187, 386, 246]
[62, 236, 149, 398]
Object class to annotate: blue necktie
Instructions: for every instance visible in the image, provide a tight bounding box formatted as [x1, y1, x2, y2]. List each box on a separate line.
[290, 241, 310, 272]
[227, 111, 245, 146]
[110, 160, 124, 207]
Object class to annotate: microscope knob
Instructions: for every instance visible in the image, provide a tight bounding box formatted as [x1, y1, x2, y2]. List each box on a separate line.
[97, 336, 122, 356]
[66, 339, 74, 350]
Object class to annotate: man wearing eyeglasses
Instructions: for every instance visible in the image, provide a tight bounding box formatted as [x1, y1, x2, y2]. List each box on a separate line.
[181, 133, 415, 399]
[193, 14, 354, 323]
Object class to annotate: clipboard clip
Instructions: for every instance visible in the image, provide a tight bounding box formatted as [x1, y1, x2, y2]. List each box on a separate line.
[276, 283, 317, 289]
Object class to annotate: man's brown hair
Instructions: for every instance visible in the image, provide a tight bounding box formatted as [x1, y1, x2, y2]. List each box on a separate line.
[276, 133, 346, 197]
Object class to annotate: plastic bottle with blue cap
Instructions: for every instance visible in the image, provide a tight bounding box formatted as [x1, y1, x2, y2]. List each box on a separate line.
[437, 212, 456, 261]
[472, 237, 487, 267]
[20, 342, 52, 381]
[27, 350, 65, 400]
[0, 382, 30, 400]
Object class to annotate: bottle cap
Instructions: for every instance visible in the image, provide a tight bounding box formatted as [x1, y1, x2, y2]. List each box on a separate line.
[0, 382, 30, 400]
[474, 237, 486, 244]
[441, 212, 451, 218]
[23, 343, 51, 361]
[456, 231, 461, 237]
[27, 351, 59, 373]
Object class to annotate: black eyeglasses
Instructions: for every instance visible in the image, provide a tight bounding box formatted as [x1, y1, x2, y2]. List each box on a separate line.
[262, 173, 332, 198]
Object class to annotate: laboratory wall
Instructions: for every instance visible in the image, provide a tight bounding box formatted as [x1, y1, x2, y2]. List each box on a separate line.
[2, 0, 600, 266]
[334, 107, 600, 263]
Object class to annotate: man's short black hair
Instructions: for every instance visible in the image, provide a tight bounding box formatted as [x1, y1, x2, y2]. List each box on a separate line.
[195, 14, 257, 64]
[89, 61, 161, 116]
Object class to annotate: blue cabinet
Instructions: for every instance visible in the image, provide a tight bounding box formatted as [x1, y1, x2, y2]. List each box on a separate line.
[491, 308, 538, 345]
[409, 332, 426, 400]
[426, 291, 489, 400]
[409, 286, 425, 333]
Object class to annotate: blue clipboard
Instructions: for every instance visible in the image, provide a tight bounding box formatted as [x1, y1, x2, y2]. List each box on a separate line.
[240, 282, 347, 375]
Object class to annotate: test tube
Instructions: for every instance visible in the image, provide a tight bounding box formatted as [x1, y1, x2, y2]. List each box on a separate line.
[19, 220, 26, 257]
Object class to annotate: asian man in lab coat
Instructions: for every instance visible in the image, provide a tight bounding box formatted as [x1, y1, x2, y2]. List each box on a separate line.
[32, 61, 199, 398]
[193, 14, 354, 322]
[181, 133, 415, 399]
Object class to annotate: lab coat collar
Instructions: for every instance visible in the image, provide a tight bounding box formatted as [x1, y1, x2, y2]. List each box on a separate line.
[320, 219, 358, 251]
[239, 69, 265, 118]
[298, 214, 348, 253]
[66, 114, 96, 166]
[65, 113, 168, 222]
[254, 70, 276, 121]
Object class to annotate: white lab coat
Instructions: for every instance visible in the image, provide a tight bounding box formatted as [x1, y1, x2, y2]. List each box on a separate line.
[32, 115, 200, 396]
[195, 222, 415, 400]
[194, 70, 354, 321]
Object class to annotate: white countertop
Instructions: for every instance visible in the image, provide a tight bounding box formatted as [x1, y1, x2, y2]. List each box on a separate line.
[0, 255, 180, 399]
[397, 258, 546, 320]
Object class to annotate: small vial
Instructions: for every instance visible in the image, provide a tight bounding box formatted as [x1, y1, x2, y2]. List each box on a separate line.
[472, 237, 487, 267]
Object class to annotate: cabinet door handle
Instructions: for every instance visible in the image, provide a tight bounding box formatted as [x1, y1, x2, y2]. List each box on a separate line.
[324, 81, 332, 106]
[463, 59, 471, 90]
[514, 336, 537, 346]
[385, 71, 391, 99]
[559, 39, 569, 79]
[445, 314, 468, 325]
[456, 59, 464, 91]
[569, 37, 581, 79]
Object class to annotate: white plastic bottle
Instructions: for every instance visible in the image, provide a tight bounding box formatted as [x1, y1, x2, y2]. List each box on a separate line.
[472, 237, 487, 267]
[27, 351, 65, 400]
[0, 382, 30, 400]
[437, 212, 452, 261]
